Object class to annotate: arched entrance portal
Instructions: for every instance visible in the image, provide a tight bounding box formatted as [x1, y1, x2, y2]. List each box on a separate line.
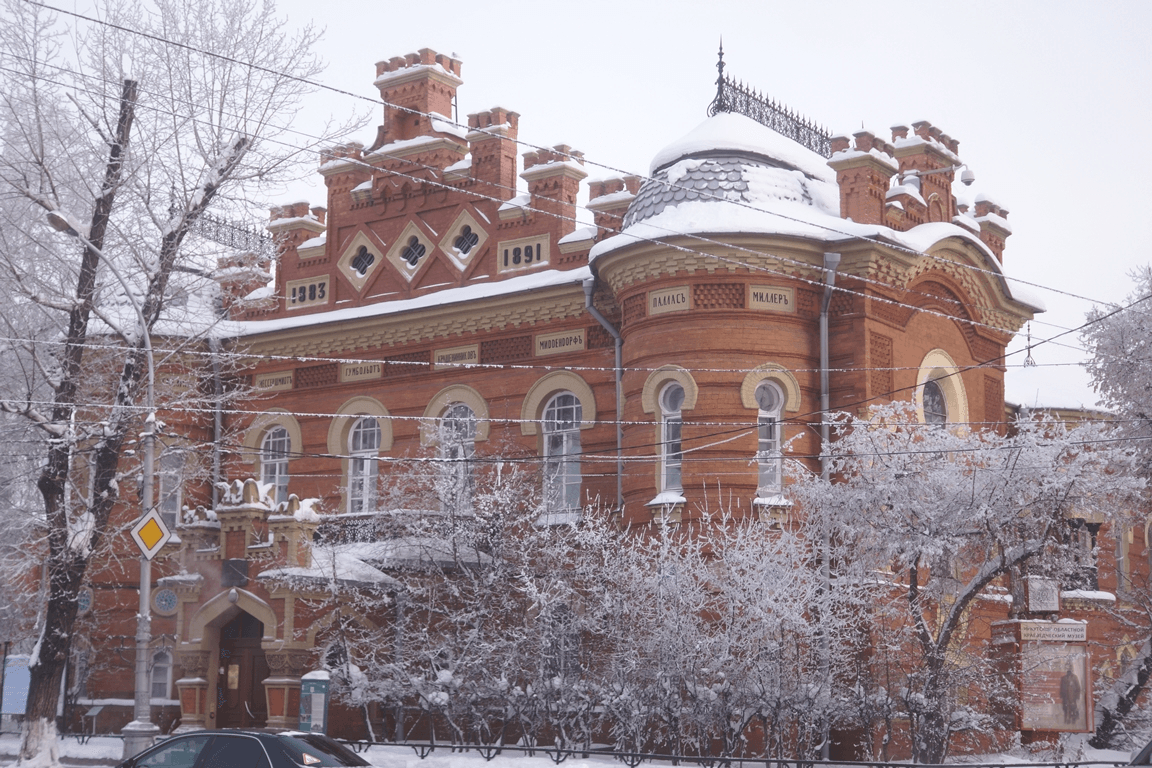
[216, 611, 269, 728]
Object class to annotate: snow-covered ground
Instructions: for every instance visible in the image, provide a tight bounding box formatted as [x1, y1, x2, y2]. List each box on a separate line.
[0, 734, 1138, 768]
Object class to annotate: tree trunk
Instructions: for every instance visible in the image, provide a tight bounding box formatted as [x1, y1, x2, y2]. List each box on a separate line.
[20, 79, 136, 763]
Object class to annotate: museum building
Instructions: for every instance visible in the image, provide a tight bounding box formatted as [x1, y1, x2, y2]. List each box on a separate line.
[59, 48, 1150, 754]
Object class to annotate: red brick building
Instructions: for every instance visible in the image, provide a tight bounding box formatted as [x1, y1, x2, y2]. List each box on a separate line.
[59, 48, 1150, 753]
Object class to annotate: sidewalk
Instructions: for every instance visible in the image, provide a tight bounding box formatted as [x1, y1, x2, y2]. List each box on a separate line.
[0, 734, 122, 767]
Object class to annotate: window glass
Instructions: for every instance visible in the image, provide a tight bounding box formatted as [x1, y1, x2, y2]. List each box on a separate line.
[660, 383, 685, 491]
[157, 451, 183, 529]
[276, 733, 370, 767]
[756, 381, 784, 495]
[198, 735, 271, 768]
[135, 734, 210, 768]
[923, 379, 947, 425]
[348, 417, 380, 514]
[261, 426, 290, 504]
[150, 650, 171, 699]
[543, 393, 582, 512]
[439, 403, 476, 514]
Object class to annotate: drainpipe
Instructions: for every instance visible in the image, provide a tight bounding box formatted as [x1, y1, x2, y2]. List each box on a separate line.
[818, 251, 840, 762]
[209, 336, 224, 509]
[820, 252, 841, 481]
[583, 277, 623, 509]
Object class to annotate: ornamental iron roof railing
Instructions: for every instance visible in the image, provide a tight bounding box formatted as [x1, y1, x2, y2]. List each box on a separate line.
[707, 43, 833, 159]
[193, 211, 275, 257]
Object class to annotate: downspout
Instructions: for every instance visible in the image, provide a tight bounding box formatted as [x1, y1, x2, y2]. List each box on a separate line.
[818, 251, 840, 762]
[820, 252, 841, 481]
[583, 277, 623, 509]
[209, 336, 224, 509]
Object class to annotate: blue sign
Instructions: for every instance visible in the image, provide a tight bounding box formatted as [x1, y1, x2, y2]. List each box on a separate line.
[2, 655, 30, 715]
[298, 671, 330, 734]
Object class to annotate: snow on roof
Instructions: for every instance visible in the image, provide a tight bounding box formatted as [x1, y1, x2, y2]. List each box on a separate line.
[648, 112, 836, 183]
[430, 112, 468, 139]
[258, 545, 399, 588]
[497, 193, 530, 212]
[558, 225, 596, 245]
[372, 61, 461, 88]
[224, 266, 592, 337]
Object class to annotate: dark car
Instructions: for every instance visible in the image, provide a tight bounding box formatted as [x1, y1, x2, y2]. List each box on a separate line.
[115, 730, 373, 768]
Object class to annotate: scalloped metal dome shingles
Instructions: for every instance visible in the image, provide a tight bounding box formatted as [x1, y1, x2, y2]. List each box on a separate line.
[623, 153, 819, 229]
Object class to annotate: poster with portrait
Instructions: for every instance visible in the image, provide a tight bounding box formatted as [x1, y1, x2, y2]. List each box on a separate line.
[1021, 641, 1091, 732]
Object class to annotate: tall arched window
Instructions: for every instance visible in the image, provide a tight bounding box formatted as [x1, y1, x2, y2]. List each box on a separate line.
[923, 379, 948, 425]
[439, 403, 476, 513]
[261, 427, 290, 504]
[150, 649, 172, 700]
[348, 417, 381, 514]
[543, 392, 582, 513]
[755, 381, 784, 496]
[660, 382, 685, 492]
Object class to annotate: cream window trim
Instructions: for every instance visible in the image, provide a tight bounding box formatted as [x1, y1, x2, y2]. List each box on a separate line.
[242, 410, 302, 468]
[327, 396, 394, 455]
[420, 385, 490, 445]
[915, 348, 969, 426]
[521, 371, 597, 436]
[640, 366, 698, 415]
[740, 364, 802, 413]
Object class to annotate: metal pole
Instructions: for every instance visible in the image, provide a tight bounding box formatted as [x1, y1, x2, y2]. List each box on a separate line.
[121, 292, 160, 759]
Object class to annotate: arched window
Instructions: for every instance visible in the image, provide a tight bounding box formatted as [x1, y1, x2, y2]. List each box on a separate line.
[348, 417, 380, 514]
[150, 649, 172, 700]
[543, 393, 582, 513]
[659, 382, 685, 492]
[439, 403, 476, 514]
[755, 381, 785, 495]
[923, 379, 948, 425]
[261, 427, 290, 504]
[157, 451, 184, 529]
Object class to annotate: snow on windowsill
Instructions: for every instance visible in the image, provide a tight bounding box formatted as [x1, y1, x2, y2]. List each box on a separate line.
[646, 491, 686, 507]
[1060, 589, 1116, 603]
[752, 493, 792, 507]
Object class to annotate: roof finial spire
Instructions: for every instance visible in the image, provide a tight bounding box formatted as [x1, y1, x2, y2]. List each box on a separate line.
[708, 38, 729, 116]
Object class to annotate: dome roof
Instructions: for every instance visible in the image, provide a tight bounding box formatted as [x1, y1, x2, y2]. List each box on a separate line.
[624, 113, 838, 230]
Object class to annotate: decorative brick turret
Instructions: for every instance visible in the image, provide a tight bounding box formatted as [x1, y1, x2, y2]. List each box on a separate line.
[827, 130, 898, 225]
[373, 48, 463, 145]
[467, 107, 520, 201]
[891, 121, 961, 224]
[522, 144, 588, 237]
[973, 194, 1013, 263]
[587, 175, 642, 239]
[216, 250, 272, 314]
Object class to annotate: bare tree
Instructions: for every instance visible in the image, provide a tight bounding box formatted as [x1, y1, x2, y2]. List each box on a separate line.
[0, 0, 335, 760]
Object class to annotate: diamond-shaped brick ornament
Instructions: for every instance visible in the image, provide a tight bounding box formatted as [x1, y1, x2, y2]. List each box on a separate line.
[130, 509, 171, 560]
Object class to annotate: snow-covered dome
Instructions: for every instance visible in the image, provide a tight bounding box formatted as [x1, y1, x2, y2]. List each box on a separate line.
[623, 112, 839, 229]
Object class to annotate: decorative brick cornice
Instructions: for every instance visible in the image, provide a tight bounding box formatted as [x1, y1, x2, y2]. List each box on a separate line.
[235, 282, 588, 359]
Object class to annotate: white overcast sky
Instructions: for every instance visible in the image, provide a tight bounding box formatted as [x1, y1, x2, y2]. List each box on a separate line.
[269, 0, 1152, 411]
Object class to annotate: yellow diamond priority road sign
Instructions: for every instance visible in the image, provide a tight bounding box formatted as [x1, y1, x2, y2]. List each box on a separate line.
[130, 509, 171, 561]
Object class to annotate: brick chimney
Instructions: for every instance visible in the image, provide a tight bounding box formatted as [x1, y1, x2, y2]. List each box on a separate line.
[826, 130, 898, 225]
[521, 144, 588, 237]
[587, 175, 642, 238]
[466, 107, 520, 201]
[373, 49, 463, 146]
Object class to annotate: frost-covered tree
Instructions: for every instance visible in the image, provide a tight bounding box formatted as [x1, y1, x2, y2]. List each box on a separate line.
[1083, 266, 1152, 478]
[1082, 267, 1152, 748]
[0, 0, 336, 761]
[792, 402, 1142, 763]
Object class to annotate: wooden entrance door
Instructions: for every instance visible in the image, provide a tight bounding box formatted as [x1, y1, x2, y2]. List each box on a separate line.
[217, 612, 269, 728]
